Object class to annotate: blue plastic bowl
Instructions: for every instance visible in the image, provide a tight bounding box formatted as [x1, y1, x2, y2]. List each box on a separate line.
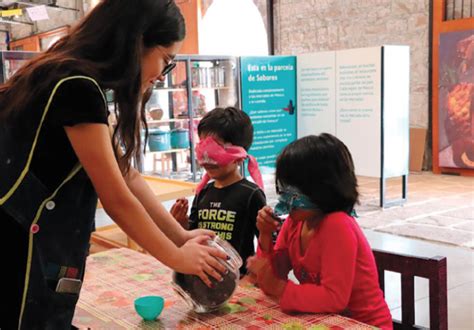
[170, 128, 190, 149]
[134, 296, 164, 321]
[148, 129, 171, 151]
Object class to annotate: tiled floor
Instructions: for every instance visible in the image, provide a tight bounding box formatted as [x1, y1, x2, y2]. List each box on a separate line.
[355, 173, 474, 249]
[263, 172, 474, 249]
[94, 171, 474, 328]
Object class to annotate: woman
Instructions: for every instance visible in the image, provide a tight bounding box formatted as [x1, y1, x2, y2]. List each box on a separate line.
[0, 0, 226, 328]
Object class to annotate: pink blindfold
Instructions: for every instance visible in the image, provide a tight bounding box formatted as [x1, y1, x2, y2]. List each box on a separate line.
[195, 136, 264, 194]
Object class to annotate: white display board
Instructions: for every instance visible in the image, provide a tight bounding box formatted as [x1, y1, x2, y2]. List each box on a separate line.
[382, 45, 410, 178]
[336, 47, 382, 177]
[296, 45, 409, 180]
[297, 51, 336, 137]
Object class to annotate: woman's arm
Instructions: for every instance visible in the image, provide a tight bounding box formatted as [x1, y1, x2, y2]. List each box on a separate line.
[65, 123, 226, 286]
[123, 167, 188, 246]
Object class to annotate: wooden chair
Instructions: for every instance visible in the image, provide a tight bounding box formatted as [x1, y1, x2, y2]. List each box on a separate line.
[372, 249, 448, 330]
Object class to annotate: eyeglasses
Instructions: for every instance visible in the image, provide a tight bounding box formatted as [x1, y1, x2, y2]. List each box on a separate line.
[156, 47, 176, 76]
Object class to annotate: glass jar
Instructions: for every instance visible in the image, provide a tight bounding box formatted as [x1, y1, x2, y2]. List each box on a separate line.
[171, 236, 242, 313]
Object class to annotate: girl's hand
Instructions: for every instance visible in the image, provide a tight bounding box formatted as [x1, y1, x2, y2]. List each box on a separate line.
[176, 235, 228, 287]
[256, 206, 280, 236]
[170, 198, 189, 228]
[247, 255, 286, 299]
[246, 255, 267, 283]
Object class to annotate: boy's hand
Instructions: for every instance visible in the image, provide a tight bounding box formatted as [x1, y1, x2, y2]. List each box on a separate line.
[170, 197, 189, 228]
[247, 255, 286, 299]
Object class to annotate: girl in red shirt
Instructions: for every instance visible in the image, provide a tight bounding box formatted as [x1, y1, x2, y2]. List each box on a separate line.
[247, 134, 392, 329]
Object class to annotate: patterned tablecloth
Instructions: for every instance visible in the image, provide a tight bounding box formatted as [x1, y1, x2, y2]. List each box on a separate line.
[73, 248, 373, 329]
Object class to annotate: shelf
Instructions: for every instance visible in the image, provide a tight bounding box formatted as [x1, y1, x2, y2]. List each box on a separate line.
[191, 86, 230, 91]
[138, 55, 238, 183]
[141, 175, 197, 201]
[153, 87, 186, 92]
[147, 118, 188, 124]
[153, 86, 230, 92]
[147, 148, 189, 154]
[147, 117, 202, 125]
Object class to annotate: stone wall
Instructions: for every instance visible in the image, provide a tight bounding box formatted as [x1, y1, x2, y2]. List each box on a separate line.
[6, 0, 431, 128]
[5, 0, 433, 165]
[273, 0, 431, 130]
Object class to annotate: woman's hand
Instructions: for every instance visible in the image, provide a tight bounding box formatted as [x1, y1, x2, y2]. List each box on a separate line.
[256, 206, 280, 236]
[176, 235, 228, 287]
[184, 228, 215, 241]
[247, 255, 286, 299]
[170, 197, 189, 228]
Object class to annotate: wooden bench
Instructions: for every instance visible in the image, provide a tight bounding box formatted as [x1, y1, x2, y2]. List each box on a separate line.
[91, 176, 197, 252]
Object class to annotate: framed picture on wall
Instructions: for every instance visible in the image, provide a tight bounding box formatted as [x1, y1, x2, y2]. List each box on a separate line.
[438, 30, 474, 170]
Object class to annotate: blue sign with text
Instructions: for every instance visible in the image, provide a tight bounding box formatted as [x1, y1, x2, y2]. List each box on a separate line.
[241, 56, 297, 172]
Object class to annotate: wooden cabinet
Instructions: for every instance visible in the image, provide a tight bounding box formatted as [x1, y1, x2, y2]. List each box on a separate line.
[176, 0, 200, 54]
[9, 26, 69, 52]
[141, 55, 239, 181]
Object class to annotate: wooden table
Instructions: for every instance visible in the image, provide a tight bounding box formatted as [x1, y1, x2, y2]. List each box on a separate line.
[73, 248, 373, 329]
[92, 176, 197, 251]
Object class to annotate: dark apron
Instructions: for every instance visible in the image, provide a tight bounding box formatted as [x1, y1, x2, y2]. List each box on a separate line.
[0, 76, 105, 329]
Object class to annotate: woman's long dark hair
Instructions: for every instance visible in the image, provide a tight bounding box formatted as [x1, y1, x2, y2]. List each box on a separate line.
[276, 134, 359, 214]
[0, 0, 185, 174]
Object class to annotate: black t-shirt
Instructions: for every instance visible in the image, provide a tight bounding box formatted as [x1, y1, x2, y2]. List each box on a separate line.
[189, 179, 266, 274]
[0, 76, 107, 329]
[31, 77, 108, 190]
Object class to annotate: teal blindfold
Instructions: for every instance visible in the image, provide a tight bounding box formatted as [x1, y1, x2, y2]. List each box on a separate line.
[274, 186, 320, 216]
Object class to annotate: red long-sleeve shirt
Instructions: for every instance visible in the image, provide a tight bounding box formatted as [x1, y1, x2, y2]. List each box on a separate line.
[258, 212, 392, 329]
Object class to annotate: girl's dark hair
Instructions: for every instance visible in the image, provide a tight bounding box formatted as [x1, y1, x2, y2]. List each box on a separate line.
[198, 107, 254, 150]
[0, 0, 185, 174]
[275, 133, 359, 214]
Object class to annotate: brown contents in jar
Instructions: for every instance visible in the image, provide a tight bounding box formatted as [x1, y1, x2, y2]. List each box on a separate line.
[173, 270, 237, 308]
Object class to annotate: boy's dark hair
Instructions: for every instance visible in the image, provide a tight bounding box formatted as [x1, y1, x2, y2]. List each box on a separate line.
[275, 133, 359, 214]
[198, 107, 254, 150]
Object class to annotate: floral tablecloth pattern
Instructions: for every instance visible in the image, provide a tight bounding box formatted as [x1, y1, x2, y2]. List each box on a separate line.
[73, 248, 374, 329]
